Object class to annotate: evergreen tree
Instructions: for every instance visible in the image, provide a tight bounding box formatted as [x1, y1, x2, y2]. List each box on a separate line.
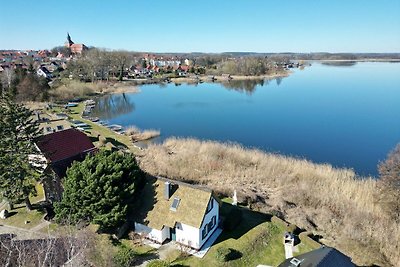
[54, 150, 144, 230]
[0, 95, 41, 210]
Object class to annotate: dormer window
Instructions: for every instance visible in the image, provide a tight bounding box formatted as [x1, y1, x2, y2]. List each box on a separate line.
[170, 197, 180, 211]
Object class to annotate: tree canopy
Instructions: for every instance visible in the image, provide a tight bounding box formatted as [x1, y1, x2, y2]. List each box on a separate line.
[54, 150, 144, 230]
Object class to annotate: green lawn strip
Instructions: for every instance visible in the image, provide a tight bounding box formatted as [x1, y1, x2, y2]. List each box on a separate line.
[30, 183, 45, 203]
[55, 104, 140, 153]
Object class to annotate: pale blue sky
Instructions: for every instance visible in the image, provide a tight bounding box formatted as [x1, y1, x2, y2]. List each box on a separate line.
[0, 0, 399, 52]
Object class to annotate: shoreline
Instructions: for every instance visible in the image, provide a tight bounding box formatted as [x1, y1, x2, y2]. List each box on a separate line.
[170, 71, 291, 84]
[308, 58, 400, 62]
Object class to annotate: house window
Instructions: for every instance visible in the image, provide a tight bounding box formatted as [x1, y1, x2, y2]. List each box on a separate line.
[202, 216, 217, 240]
[206, 198, 213, 214]
[202, 226, 207, 239]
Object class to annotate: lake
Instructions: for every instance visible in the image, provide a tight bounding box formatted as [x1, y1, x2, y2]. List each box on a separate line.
[92, 62, 400, 176]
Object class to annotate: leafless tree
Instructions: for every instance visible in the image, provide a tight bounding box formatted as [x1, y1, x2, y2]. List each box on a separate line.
[1, 68, 15, 91]
[0, 224, 95, 267]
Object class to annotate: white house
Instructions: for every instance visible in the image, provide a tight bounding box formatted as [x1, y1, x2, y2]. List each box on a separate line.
[37, 66, 52, 79]
[134, 177, 220, 250]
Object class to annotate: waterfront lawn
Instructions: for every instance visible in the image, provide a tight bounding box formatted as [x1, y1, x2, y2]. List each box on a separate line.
[53, 103, 140, 153]
[71, 104, 137, 150]
[168, 202, 313, 267]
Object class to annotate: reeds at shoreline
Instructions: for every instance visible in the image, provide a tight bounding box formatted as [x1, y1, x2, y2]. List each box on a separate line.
[140, 137, 399, 266]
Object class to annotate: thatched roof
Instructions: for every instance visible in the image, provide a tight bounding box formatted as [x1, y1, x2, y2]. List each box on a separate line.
[136, 176, 214, 230]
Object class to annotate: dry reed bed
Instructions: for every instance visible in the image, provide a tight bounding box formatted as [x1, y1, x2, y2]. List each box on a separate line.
[125, 126, 160, 142]
[140, 137, 400, 266]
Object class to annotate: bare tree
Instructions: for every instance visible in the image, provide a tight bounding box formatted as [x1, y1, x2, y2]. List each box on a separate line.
[1, 68, 15, 92]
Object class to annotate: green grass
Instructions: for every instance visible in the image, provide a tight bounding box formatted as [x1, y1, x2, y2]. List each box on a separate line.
[2, 205, 45, 229]
[1, 183, 48, 230]
[55, 103, 140, 153]
[167, 202, 306, 267]
[30, 183, 45, 203]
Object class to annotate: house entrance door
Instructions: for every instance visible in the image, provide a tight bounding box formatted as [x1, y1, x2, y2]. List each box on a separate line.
[170, 227, 176, 241]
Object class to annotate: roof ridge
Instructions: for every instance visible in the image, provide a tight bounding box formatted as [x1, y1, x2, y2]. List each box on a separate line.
[156, 176, 213, 193]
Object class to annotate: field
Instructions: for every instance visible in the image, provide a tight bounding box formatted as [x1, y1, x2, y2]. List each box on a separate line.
[140, 137, 400, 266]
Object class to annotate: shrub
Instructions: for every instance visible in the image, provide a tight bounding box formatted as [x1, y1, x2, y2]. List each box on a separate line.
[223, 208, 242, 231]
[114, 246, 136, 267]
[215, 247, 242, 262]
[147, 260, 170, 267]
[215, 247, 231, 262]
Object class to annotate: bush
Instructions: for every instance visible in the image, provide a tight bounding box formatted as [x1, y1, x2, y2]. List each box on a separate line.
[147, 260, 170, 267]
[114, 246, 136, 267]
[223, 208, 242, 231]
[215, 247, 230, 262]
[215, 247, 242, 262]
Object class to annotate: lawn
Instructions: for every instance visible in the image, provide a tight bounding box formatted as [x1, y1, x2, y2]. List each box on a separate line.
[166, 201, 316, 267]
[1, 183, 48, 230]
[2, 204, 46, 229]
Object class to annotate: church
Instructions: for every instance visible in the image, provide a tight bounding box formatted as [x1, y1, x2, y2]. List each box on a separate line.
[64, 33, 88, 54]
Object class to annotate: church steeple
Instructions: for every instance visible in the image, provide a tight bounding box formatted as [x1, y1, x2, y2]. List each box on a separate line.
[65, 32, 74, 47]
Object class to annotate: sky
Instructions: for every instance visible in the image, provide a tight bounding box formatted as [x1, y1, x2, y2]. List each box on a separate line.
[0, 0, 399, 53]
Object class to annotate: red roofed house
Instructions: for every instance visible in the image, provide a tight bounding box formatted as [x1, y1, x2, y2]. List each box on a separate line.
[35, 128, 96, 201]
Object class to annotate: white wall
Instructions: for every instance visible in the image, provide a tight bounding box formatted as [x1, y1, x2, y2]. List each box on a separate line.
[176, 222, 201, 249]
[134, 222, 164, 243]
[161, 226, 170, 242]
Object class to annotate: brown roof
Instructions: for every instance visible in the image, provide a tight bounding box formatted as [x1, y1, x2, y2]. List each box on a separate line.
[136, 177, 215, 230]
[36, 128, 95, 162]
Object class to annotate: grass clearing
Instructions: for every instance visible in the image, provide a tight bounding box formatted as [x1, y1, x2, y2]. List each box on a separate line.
[2, 206, 45, 229]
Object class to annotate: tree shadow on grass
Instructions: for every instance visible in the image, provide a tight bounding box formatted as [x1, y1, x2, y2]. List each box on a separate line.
[214, 203, 272, 245]
[226, 248, 243, 261]
[4, 211, 17, 218]
[105, 137, 128, 149]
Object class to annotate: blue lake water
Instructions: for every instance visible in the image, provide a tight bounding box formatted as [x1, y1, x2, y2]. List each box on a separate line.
[92, 62, 400, 176]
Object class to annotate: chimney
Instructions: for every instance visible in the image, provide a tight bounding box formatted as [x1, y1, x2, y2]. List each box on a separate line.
[164, 181, 171, 200]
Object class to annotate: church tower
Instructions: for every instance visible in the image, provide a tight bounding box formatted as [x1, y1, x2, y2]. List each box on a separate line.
[65, 32, 74, 48]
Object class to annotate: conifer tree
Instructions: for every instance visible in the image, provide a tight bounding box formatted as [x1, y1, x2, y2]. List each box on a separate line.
[54, 150, 144, 230]
[0, 95, 41, 210]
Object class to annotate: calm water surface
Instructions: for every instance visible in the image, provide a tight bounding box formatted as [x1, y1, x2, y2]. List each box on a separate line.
[92, 62, 400, 176]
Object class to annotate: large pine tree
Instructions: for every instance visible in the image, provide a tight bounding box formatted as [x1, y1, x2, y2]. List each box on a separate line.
[0, 95, 41, 210]
[54, 150, 144, 230]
